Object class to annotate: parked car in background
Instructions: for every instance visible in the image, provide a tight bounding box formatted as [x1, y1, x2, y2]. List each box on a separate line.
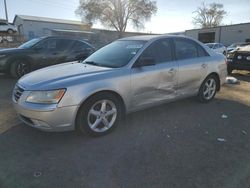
[205, 43, 227, 55]
[0, 22, 17, 34]
[0, 36, 95, 78]
[227, 45, 250, 74]
[227, 42, 250, 52]
[13, 35, 227, 136]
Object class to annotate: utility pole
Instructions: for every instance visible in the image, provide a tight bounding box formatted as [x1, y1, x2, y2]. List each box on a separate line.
[4, 0, 8, 22]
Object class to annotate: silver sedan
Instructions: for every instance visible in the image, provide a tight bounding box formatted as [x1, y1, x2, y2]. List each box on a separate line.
[13, 35, 227, 136]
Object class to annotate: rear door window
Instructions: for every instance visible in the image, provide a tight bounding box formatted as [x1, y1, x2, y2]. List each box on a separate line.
[72, 41, 90, 51]
[174, 38, 198, 60]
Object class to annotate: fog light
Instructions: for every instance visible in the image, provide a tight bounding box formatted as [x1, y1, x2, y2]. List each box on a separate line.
[32, 119, 51, 128]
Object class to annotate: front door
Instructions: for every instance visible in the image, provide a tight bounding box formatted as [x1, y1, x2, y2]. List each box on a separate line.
[130, 39, 178, 109]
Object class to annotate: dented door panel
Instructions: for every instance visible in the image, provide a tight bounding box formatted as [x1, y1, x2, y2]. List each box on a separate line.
[131, 61, 178, 108]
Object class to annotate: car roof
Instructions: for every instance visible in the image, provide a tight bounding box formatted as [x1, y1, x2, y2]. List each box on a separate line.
[119, 34, 190, 42]
[36, 36, 92, 44]
[206, 43, 218, 45]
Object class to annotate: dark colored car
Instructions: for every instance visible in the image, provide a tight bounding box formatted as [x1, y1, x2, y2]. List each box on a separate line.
[227, 45, 250, 74]
[0, 36, 95, 78]
[227, 42, 250, 52]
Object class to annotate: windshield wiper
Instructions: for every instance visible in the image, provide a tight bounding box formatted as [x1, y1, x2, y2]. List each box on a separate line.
[84, 61, 100, 66]
[84, 61, 116, 68]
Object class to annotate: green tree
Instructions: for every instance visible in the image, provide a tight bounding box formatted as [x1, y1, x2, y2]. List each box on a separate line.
[75, 0, 157, 37]
[193, 2, 227, 28]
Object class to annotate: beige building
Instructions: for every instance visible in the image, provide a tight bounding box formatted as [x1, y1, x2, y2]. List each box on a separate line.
[185, 22, 250, 46]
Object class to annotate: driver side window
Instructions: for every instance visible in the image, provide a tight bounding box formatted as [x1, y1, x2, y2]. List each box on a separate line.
[140, 39, 173, 64]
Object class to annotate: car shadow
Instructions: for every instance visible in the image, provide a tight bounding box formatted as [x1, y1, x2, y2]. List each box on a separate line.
[230, 71, 250, 82]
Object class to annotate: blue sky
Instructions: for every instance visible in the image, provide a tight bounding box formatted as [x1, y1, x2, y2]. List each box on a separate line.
[0, 0, 250, 33]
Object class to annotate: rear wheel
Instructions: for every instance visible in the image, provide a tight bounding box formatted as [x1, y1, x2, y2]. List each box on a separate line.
[198, 75, 218, 103]
[76, 93, 122, 137]
[10, 60, 30, 78]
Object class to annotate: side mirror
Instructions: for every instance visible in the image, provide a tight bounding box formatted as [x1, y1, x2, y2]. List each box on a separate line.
[134, 57, 156, 67]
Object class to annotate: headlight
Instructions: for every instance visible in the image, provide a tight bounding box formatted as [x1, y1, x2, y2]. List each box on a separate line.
[26, 89, 66, 104]
[227, 53, 234, 59]
[237, 55, 242, 60]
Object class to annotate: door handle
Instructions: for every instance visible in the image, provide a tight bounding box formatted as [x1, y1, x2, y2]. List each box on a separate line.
[201, 63, 207, 68]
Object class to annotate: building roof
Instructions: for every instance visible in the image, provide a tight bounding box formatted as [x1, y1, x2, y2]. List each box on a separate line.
[14, 15, 89, 26]
[186, 22, 250, 32]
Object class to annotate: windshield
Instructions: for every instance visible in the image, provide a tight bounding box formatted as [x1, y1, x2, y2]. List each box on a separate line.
[18, 38, 42, 49]
[205, 43, 214, 48]
[83, 40, 146, 68]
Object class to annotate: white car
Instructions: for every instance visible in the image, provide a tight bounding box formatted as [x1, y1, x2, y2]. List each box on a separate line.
[0, 22, 17, 34]
[205, 43, 227, 56]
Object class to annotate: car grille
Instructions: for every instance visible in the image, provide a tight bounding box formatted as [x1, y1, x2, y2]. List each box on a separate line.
[13, 85, 24, 102]
[236, 53, 250, 61]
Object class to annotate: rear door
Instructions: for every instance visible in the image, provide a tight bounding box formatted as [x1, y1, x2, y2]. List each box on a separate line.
[173, 38, 210, 96]
[68, 40, 94, 61]
[130, 39, 178, 108]
[46, 39, 74, 65]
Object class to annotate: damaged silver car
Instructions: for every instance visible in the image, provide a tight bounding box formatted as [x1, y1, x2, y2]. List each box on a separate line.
[13, 35, 227, 136]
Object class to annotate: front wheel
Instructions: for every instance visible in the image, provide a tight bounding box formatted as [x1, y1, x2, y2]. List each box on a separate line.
[10, 60, 30, 78]
[76, 93, 122, 137]
[198, 75, 218, 103]
[7, 29, 14, 34]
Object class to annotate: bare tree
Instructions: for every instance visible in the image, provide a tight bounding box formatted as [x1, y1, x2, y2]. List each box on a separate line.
[193, 2, 227, 28]
[75, 0, 157, 37]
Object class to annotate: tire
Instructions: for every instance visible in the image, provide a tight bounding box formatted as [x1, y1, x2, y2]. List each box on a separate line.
[10, 60, 31, 78]
[227, 67, 233, 75]
[76, 92, 122, 137]
[198, 75, 218, 103]
[7, 29, 14, 34]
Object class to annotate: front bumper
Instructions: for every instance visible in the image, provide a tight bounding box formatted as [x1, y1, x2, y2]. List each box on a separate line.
[227, 58, 250, 71]
[13, 92, 78, 132]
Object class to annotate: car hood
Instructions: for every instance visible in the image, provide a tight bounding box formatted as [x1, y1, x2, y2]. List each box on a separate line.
[228, 45, 250, 54]
[236, 45, 250, 52]
[0, 47, 25, 54]
[18, 62, 113, 90]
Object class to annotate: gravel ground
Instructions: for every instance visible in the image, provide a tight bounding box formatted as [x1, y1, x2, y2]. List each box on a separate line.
[0, 71, 250, 188]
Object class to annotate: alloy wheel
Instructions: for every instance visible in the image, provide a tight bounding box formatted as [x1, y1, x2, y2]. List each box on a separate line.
[87, 99, 117, 133]
[16, 62, 29, 77]
[203, 78, 216, 100]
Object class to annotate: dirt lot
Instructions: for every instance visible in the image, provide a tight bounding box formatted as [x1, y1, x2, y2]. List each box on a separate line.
[0, 71, 250, 188]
